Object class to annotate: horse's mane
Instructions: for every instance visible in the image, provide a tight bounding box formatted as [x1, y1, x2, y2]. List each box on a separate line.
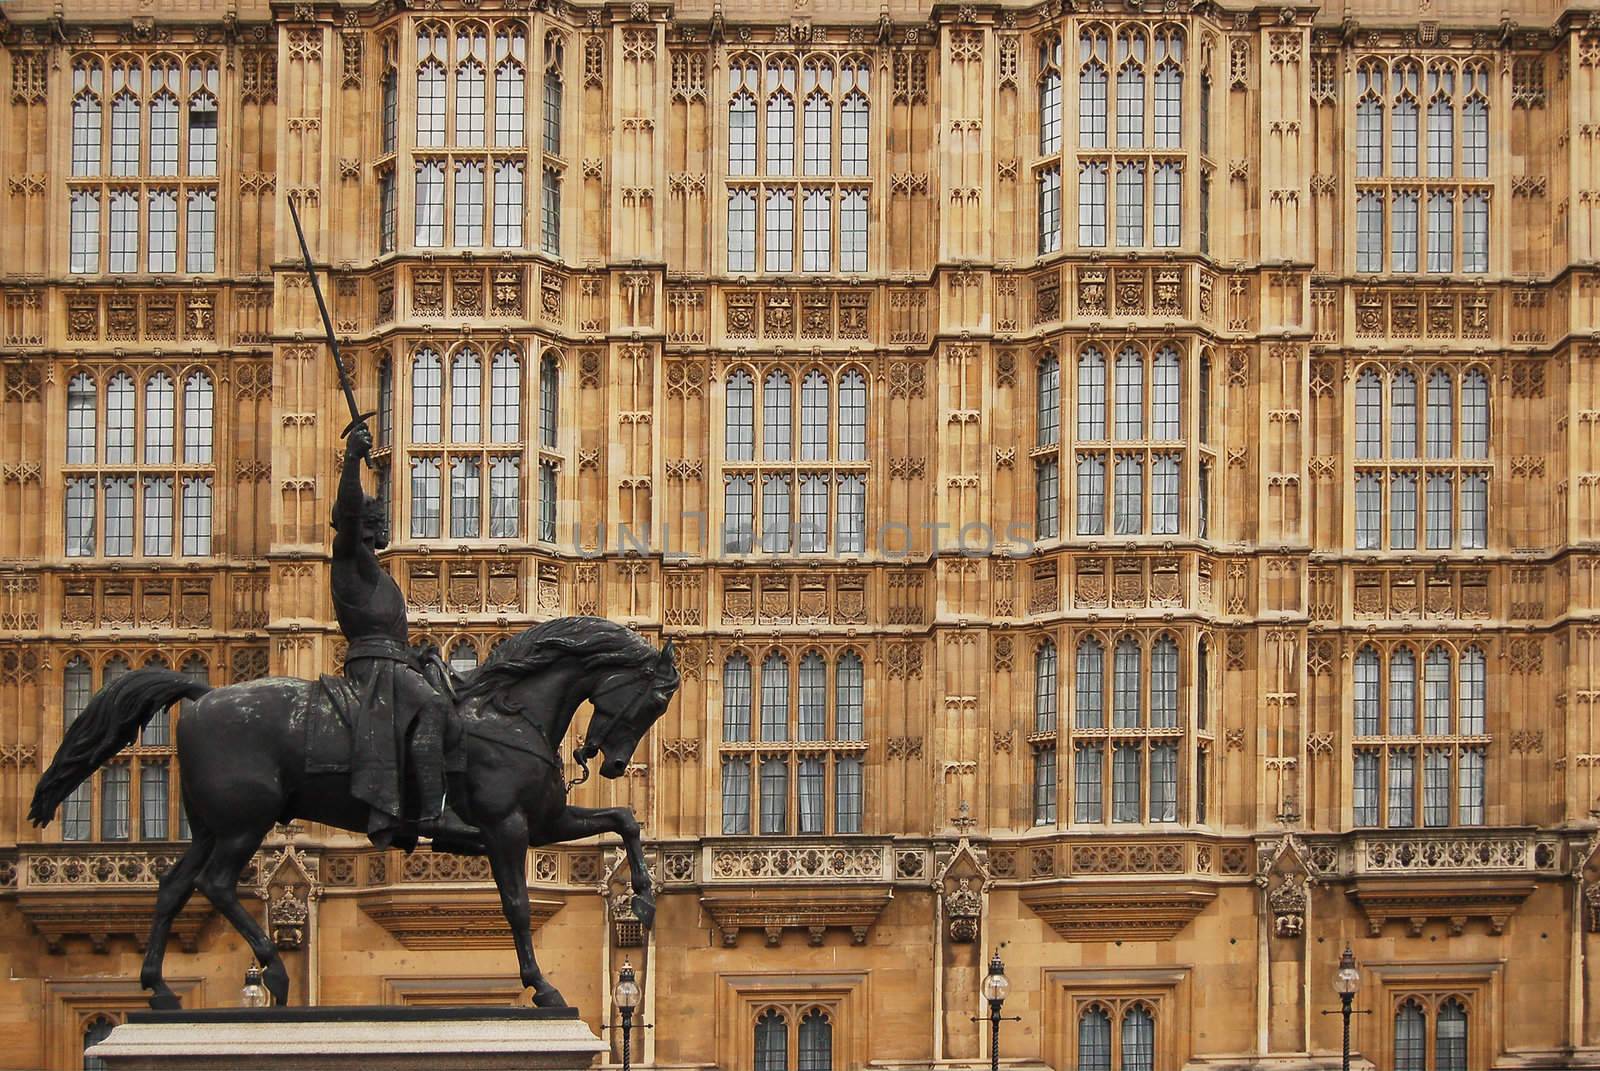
[457, 616, 664, 700]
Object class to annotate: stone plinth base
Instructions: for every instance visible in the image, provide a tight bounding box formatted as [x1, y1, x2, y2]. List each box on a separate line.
[88, 1006, 605, 1071]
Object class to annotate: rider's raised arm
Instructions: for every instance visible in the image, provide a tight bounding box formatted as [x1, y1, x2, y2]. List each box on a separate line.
[332, 428, 369, 561]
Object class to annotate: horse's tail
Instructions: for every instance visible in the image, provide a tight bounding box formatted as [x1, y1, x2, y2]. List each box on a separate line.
[29, 669, 212, 827]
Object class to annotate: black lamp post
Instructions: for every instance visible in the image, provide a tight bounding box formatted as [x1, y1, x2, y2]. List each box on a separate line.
[614, 958, 641, 1071]
[979, 950, 1016, 1071]
[1329, 945, 1364, 1071]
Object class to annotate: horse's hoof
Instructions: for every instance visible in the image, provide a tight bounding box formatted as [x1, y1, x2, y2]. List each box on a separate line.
[263, 961, 291, 1006]
[147, 991, 182, 1011]
[531, 985, 569, 1009]
[631, 893, 656, 930]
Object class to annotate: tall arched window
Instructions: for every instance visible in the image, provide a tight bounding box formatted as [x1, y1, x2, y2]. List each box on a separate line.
[1395, 1000, 1426, 1071]
[451, 349, 482, 442]
[72, 64, 104, 176]
[1356, 369, 1383, 458]
[835, 652, 863, 741]
[1035, 640, 1059, 733]
[150, 81, 179, 176]
[1354, 646, 1381, 736]
[1392, 69, 1419, 177]
[1463, 67, 1488, 178]
[1114, 348, 1143, 439]
[723, 653, 752, 741]
[1390, 647, 1417, 735]
[1461, 370, 1489, 458]
[1150, 636, 1178, 728]
[1153, 30, 1182, 148]
[1075, 636, 1105, 728]
[1459, 646, 1485, 734]
[1427, 64, 1454, 177]
[411, 349, 443, 442]
[144, 372, 175, 464]
[83, 1015, 116, 1071]
[1077, 347, 1107, 440]
[729, 58, 759, 176]
[1426, 370, 1453, 458]
[837, 370, 866, 461]
[1151, 347, 1179, 439]
[1040, 35, 1063, 154]
[67, 373, 98, 464]
[110, 69, 142, 177]
[1122, 1006, 1155, 1071]
[800, 371, 829, 460]
[797, 1008, 832, 1071]
[490, 348, 521, 443]
[1356, 63, 1384, 176]
[1038, 354, 1061, 446]
[755, 1010, 787, 1071]
[543, 65, 564, 156]
[1437, 999, 1468, 1071]
[1078, 1006, 1112, 1071]
[727, 369, 755, 460]
[377, 359, 394, 449]
[182, 372, 213, 463]
[416, 26, 448, 146]
[1079, 30, 1108, 148]
[456, 27, 488, 147]
[802, 60, 832, 176]
[1390, 370, 1417, 458]
[493, 29, 527, 147]
[1113, 637, 1142, 728]
[763, 371, 792, 461]
[765, 58, 796, 175]
[1115, 29, 1145, 148]
[1424, 645, 1452, 734]
[539, 354, 559, 449]
[188, 60, 219, 177]
[798, 652, 826, 741]
[840, 58, 869, 176]
[760, 652, 789, 742]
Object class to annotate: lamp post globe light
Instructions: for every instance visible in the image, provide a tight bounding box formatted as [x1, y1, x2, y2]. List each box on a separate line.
[614, 958, 642, 1071]
[1333, 945, 1361, 1071]
[982, 950, 1011, 1071]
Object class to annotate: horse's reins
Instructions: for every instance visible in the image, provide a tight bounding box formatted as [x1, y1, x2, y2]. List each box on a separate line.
[563, 671, 650, 791]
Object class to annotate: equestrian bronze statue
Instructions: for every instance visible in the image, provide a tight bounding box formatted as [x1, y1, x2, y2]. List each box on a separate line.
[31, 614, 678, 1010]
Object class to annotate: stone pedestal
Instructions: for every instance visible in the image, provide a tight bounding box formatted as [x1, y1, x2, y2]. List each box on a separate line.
[88, 1006, 605, 1071]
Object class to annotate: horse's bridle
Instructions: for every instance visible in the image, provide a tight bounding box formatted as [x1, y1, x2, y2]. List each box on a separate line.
[565, 670, 652, 791]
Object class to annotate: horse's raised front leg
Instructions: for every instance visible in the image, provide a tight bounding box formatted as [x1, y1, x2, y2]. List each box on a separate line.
[536, 805, 654, 931]
[140, 826, 214, 1008]
[482, 810, 565, 1007]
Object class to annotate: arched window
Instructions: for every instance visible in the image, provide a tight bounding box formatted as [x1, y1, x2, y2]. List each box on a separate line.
[182, 372, 213, 463]
[451, 350, 482, 442]
[1354, 646, 1380, 736]
[448, 639, 479, 674]
[1076, 636, 1105, 728]
[1393, 92, 1418, 177]
[800, 371, 829, 460]
[1151, 347, 1179, 439]
[1394, 1000, 1427, 1071]
[490, 348, 521, 443]
[763, 371, 792, 461]
[1428, 64, 1454, 177]
[1079, 30, 1108, 148]
[836, 651, 863, 741]
[798, 1008, 832, 1071]
[1038, 355, 1061, 446]
[838, 370, 867, 461]
[1115, 30, 1145, 148]
[727, 369, 755, 460]
[766, 60, 796, 175]
[1113, 637, 1141, 728]
[761, 474, 791, 553]
[67, 373, 98, 464]
[411, 349, 443, 443]
[1424, 646, 1452, 734]
[1122, 1005, 1155, 1071]
[1150, 636, 1178, 728]
[539, 354, 560, 449]
[729, 57, 759, 176]
[1114, 348, 1143, 439]
[456, 27, 487, 146]
[1356, 62, 1384, 176]
[416, 26, 448, 146]
[1437, 999, 1468, 1071]
[150, 87, 179, 176]
[83, 1015, 116, 1071]
[1153, 37, 1182, 149]
[765, 188, 794, 271]
[760, 652, 789, 741]
[1463, 70, 1488, 178]
[1459, 646, 1485, 734]
[188, 61, 219, 176]
[143, 373, 175, 464]
[543, 66, 564, 156]
[754, 1010, 787, 1071]
[72, 68, 104, 176]
[493, 30, 526, 147]
[1039, 35, 1063, 154]
[1356, 369, 1383, 458]
[110, 77, 141, 177]
[1035, 640, 1058, 732]
[1461, 370, 1489, 458]
[802, 65, 832, 175]
[1390, 370, 1417, 458]
[1390, 647, 1417, 735]
[64, 655, 93, 729]
[1196, 639, 1210, 730]
[798, 652, 826, 741]
[723, 653, 752, 741]
[1077, 1006, 1112, 1071]
[841, 59, 869, 176]
[1426, 370, 1453, 458]
[1077, 347, 1107, 440]
[378, 359, 394, 448]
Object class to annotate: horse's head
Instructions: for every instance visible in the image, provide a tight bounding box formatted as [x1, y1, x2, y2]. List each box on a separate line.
[579, 639, 680, 778]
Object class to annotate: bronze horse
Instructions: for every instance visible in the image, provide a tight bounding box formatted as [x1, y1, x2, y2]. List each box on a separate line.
[30, 616, 678, 1010]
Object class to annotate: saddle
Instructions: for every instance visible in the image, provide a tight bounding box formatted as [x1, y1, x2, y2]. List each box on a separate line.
[306, 645, 466, 777]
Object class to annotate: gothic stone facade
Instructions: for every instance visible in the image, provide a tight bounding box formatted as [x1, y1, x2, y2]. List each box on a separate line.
[1, 0, 1599, 1068]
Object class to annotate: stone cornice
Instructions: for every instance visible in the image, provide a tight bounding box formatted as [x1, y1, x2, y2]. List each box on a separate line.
[1346, 875, 1538, 937]
[1019, 879, 1217, 941]
[699, 885, 893, 946]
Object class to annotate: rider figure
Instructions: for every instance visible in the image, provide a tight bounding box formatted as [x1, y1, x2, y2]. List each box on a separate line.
[333, 423, 476, 849]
